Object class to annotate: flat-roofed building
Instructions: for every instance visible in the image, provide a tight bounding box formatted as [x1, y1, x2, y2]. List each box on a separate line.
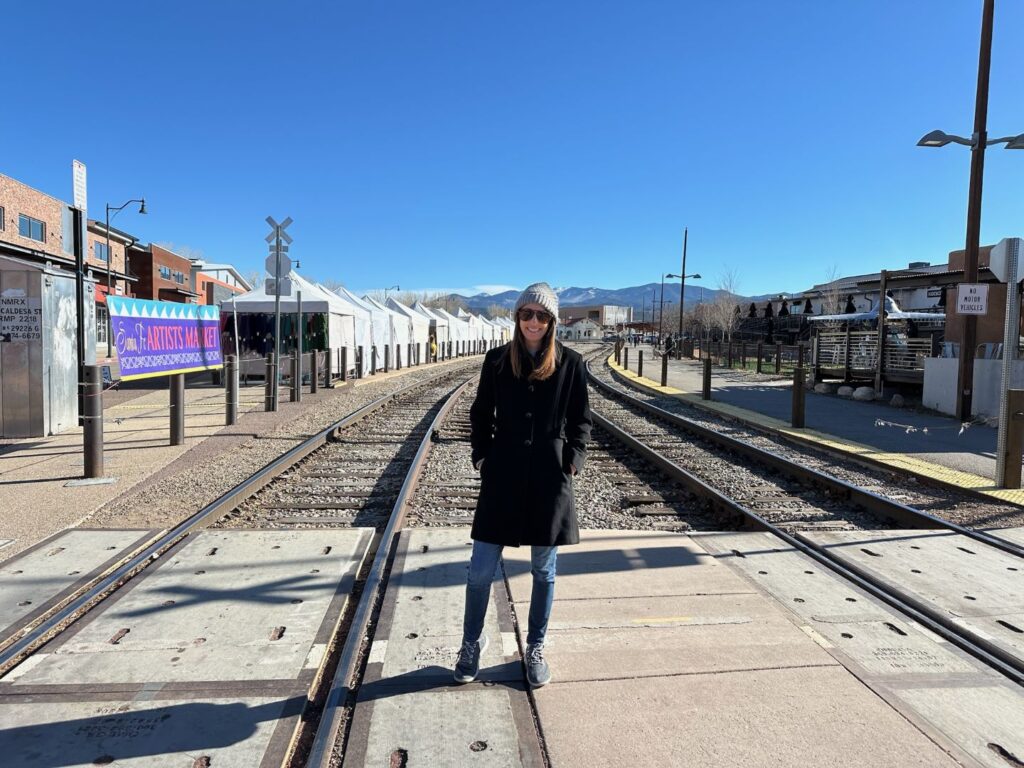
[559, 304, 632, 327]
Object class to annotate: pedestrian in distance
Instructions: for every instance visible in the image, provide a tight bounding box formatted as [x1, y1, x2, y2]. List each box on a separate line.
[664, 334, 674, 358]
[454, 282, 592, 689]
[429, 335, 438, 362]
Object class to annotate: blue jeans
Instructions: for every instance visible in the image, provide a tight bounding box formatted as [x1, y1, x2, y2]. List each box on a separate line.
[462, 540, 557, 647]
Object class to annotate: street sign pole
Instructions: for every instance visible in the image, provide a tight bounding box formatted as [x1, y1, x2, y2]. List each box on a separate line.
[273, 224, 282, 411]
[265, 215, 293, 412]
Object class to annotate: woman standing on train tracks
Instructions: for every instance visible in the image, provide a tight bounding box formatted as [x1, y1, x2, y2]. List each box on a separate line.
[454, 282, 592, 688]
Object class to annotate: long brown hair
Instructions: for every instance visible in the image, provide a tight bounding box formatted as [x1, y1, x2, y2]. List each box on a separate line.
[509, 314, 558, 381]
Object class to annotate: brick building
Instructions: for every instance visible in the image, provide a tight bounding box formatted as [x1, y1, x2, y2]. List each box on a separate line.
[126, 243, 199, 303]
[0, 172, 73, 266]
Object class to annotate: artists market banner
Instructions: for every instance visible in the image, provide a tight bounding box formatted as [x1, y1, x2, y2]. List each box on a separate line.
[107, 297, 222, 381]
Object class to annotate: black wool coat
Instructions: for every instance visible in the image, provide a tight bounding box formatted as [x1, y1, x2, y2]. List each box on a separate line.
[469, 342, 592, 547]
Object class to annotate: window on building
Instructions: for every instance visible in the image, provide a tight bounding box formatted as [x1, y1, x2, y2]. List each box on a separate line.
[159, 266, 172, 280]
[95, 242, 110, 262]
[96, 306, 108, 346]
[173, 270, 185, 284]
[18, 214, 45, 242]
[0, 206, 5, 231]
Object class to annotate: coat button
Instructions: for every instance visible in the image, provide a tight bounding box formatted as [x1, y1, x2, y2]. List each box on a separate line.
[524, 439, 532, 447]
[528, 385, 535, 392]
[525, 412, 532, 419]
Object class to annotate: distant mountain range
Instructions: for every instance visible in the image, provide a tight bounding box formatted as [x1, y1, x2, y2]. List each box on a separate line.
[450, 283, 774, 316]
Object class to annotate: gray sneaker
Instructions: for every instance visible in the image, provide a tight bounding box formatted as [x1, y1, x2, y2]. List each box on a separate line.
[524, 643, 551, 688]
[453, 634, 489, 683]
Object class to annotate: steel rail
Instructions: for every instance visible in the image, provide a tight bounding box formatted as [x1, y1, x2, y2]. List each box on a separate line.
[591, 362, 1024, 560]
[306, 377, 476, 768]
[606, 351, 1024, 512]
[587, 364, 1024, 687]
[0, 365, 476, 673]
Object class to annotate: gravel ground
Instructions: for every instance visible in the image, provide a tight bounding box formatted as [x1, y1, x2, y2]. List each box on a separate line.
[591, 350, 1024, 531]
[407, 379, 721, 532]
[88, 360, 479, 530]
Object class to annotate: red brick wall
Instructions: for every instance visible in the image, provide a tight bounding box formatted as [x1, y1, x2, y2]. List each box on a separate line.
[0, 173, 67, 259]
[86, 228, 129, 296]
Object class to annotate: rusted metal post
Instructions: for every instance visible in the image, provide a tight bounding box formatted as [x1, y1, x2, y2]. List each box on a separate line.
[661, 351, 669, 387]
[83, 365, 104, 478]
[624, 349, 629, 371]
[792, 367, 806, 428]
[341, 347, 348, 383]
[310, 350, 319, 394]
[265, 353, 275, 411]
[384, 345, 390, 373]
[638, 350, 644, 378]
[775, 343, 782, 375]
[396, 345, 402, 370]
[226, 356, 238, 424]
[702, 357, 712, 400]
[170, 373, 185, 445]
[291, 352, 301, 403]
[999, 389, 1024, 489]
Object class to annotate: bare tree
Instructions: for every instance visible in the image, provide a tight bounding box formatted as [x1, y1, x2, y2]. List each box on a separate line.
[821, 265, 843, 315]
[709, 268, 742, 341]
[320, 277, 345, 292]
[243, 270, 262, 292]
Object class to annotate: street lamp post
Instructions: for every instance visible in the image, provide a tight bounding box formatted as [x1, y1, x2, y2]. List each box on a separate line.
[916, 0, 1024, 420]
[384, 284, 400, 301]
[104, 197, 146, 357]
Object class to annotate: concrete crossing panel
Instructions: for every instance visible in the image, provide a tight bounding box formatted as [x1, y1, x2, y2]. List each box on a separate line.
[0, 694, 301, 768]
[365, 528, 520, 685]
[534, 668, 962, 768]
[504, 530, 739, 603]
[0, 529, 155, 640]
[798, 530, 1024, 661]
[3, 528, 373, 689]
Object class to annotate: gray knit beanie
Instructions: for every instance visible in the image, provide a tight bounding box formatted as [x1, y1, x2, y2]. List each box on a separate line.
[515, 282, 559, 320]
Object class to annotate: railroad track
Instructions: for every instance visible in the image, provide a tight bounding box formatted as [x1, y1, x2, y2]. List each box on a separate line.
[0, 365, 477, 669]
[583, 349, 1024, 686]
[4, 343, 1023, 765]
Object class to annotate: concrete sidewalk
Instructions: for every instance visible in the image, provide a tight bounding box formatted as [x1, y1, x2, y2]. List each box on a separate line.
[610, 345, 1022, 505]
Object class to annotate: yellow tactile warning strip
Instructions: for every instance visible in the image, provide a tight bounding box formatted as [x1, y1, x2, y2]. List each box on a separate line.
[604, 354, 1024, 507]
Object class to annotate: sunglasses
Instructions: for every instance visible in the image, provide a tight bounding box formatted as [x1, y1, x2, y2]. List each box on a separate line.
[517, 308, 553, 323]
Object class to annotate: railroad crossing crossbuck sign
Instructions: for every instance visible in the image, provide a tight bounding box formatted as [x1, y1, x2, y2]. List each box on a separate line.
[265, 216, 293, 296]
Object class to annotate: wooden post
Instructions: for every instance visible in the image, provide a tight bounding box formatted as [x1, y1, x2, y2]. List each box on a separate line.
[638, 350, 644, 378]
[341, 347, 348, 383]
[661, 351, 669, 387]
[225, 356, 238, 424]
[310, 350, 319, 394]
[792, 367, 806, 428]
[775, 343, 782, 375]
[874, 269, 888, 395]
[702, 358, 712, 400]
[999, 389, 1024, 489]
[624, 349, 630, 371]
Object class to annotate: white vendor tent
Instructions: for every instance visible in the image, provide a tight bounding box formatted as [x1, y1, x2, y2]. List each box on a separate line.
[363, 295, 411, 365]
[221, 272, 357, 378]
[412, 301, 450, 345]
[434, 307, 473, 352]
[335, 287, 390, 373]
[386, 297, 432, 362]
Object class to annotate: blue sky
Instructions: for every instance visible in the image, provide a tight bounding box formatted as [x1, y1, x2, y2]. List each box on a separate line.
[4, 1, 1023, 298]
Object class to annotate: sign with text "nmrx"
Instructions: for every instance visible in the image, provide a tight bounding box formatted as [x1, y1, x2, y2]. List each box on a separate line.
[107, 297, 222, 381]
[956, 284, 988, 315]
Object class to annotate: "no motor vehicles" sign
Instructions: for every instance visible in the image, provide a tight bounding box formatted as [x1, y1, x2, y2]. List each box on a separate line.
[956, 284, 988, 315]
